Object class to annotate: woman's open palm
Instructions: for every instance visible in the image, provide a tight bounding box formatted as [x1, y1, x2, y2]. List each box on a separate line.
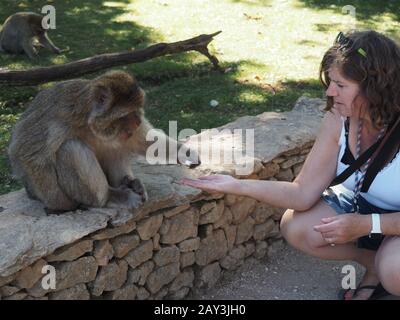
[178, 174, 239, 194]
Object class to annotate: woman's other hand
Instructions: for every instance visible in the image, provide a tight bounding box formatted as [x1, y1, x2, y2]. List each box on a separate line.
[313, 214, 371, 245]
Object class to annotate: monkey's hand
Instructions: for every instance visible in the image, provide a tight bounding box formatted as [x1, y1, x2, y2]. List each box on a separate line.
[107, 186, 144, 210]
[120, 176, 148, 202]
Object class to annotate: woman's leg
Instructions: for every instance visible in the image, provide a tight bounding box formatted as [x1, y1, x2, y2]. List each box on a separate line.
[375, 236, 400, 296]
[280, 198, 379, 299]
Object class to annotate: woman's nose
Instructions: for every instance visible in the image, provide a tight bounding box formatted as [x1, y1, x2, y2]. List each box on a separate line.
[326, 82, 337, 97]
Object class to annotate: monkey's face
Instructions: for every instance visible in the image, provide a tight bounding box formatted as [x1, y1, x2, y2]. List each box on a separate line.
[88, 80, 146, 142]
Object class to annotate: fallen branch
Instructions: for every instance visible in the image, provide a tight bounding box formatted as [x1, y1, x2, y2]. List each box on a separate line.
[0, 31, 222, 86]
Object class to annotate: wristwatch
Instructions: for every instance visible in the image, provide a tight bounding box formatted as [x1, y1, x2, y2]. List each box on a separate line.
[370, 213, 382, 236]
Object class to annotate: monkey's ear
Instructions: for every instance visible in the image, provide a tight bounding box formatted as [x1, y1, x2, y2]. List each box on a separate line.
[91, 84, 113, 114]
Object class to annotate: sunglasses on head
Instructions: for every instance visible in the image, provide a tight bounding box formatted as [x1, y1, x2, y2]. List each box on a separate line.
[335, 31, 367, 58]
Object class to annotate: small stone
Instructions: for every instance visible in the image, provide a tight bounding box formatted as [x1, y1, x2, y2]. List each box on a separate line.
[46, 240, 93, 262]
[49, 283, 90, 300]
[153, 246, 180, 267]
[137, 214, 163, 241]
[110, 233, 140, 258]
[124, 240, 153, 269]
[162, 204, 191, 218]
[235, 216, 255, 244]
[169, 268, 194, 292]
[14, 259, 47, 289]
[178, 238, 200, 252]
[90, 260, 128, 296]
[180, 252, 195, 268]
[93, 240, 114, 266]
[91, 219, 136, 240]
[105, 284, 138, 300]
[195, 262, 221, 289]
[253, 219, 275, 241]
[136, 287, 150, 300]
[146, 262, 180, 294]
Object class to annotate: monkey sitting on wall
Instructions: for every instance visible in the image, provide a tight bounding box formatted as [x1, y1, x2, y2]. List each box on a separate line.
[0, 12, 61, 60]
[8, 70, 200, 213]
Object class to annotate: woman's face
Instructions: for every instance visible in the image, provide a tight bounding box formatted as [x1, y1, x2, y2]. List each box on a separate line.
[325, 66, 365, 118]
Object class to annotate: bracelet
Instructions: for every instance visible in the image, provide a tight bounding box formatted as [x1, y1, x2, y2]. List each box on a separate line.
[370, 213, 382, 236]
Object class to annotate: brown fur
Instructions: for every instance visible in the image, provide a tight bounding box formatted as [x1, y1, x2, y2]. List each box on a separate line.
[0, 12, 60, 60]
[8, 70, 199, 213]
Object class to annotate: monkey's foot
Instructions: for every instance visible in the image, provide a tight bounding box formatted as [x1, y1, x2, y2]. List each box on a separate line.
[120, 176, 148, 202]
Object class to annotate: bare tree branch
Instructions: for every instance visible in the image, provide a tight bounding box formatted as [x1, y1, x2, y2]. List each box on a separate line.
[0, 31, 222, 86]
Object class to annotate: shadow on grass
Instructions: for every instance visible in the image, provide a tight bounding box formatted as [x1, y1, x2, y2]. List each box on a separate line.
[297, 0, 400, 23]
[0, 0, 214, 79]
[144, 60, 324, 133]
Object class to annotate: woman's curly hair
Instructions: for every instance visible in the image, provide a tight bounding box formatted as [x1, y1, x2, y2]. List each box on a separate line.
[320, 30, 400, 130]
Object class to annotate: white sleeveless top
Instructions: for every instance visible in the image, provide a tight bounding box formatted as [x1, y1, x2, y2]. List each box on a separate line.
[336, 116, 400, 211]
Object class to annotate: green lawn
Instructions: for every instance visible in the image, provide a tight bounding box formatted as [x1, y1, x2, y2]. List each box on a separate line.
[1, 0, 399, 194]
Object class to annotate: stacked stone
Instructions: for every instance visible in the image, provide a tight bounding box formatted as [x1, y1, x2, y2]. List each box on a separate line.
[0, 142, 314, 300]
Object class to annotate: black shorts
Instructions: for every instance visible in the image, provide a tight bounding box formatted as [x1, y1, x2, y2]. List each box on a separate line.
[321, 186, 398, 251]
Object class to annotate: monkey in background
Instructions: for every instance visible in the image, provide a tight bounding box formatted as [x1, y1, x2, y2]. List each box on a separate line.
[0, 12, 61, 60]
[8, 70, 200, 213]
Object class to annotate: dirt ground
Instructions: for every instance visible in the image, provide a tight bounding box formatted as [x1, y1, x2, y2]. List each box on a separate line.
[190, 242, 399, 300]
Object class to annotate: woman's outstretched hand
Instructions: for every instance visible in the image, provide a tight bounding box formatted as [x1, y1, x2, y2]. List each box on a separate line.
[177, 174, 240, 195]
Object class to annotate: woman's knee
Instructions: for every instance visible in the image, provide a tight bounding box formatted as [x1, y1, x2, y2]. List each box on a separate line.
[280, 209, 308, 247]
[376, 237, 400, 296]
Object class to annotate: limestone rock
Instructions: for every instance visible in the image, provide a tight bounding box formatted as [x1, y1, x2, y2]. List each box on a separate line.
[46, 240, 93, 262]
[105, 284, 138, 300]
[0, 199, 111, 277]
[230, 197, 257, 224]
[222, 225, 236, 251]
[258, 162, 280, 179]
[136, 287, 150, 300]
[93, 240, 114, 266]
[153, 233, 161, 251]
[124, 240, 153, 269]
[235, 216, 255, 244]
[178, 238, 200, 252]
[160, 208, 199, 244]
[195, 229, 228, 266]
[169, 268, 194, 292]
[199, 200, 224, 225]
[251, 203, 275, 224]
[91, 260, 128, 296]
[14, 258, 47, 289]
[49, 283, 90, 300]
[168, 287, 190, 300]
[275, 168, 294, 181]
[27, 256, 98, 297]
[126, 260, 154, 286]
[110, 233, 140, 258]
[253, 219, 275, 241]
[91, 219, 136, 241]
[254, 241, 268, 259]
[280, 155, 306, 170]
[137, 214, 163, 241]
[153, 246, 180, 267]
[180, 252, 195, 268]
[146, 262, 180, 294]
[224, 194, 237, 206]
[195, 262, 221, 289]
[162, 204, 190, 218]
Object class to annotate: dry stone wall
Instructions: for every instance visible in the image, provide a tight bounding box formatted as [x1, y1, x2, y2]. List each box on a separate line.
[0, 97, 325, 300]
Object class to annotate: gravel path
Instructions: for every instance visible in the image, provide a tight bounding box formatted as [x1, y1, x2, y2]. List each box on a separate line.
[190, 242, 399, 300]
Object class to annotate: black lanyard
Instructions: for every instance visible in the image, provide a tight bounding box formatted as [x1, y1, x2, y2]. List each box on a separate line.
[329, 116, 400, 192]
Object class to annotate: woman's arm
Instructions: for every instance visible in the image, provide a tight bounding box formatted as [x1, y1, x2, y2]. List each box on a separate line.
[180, 110, 343, 211]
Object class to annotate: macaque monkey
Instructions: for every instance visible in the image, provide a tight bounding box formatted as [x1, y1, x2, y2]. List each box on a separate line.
[8, 70, 200, 213]
[0, 12, 61, 60]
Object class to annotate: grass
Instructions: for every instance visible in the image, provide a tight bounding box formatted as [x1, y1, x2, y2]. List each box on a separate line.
[1, 0, 399, 194]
